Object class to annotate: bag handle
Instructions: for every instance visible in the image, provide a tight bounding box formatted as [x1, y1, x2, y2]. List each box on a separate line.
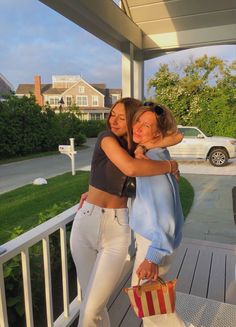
[138, 276, 166, 287]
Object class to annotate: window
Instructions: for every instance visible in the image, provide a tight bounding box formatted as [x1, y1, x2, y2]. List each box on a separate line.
[111, 94, 118, 104]
[92, 96, 99, 106]
[66, 96, 72, 106]
[49, 97, 60, 105]
[90, 113, 102, 120]
[78, 86, 85, 93]
[80, 113, 88, 120]
[77, 96, 88, 106]
[179, 128, 201, 138]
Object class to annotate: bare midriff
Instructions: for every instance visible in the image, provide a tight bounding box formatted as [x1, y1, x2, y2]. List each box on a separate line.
[86, 185, 128, 209]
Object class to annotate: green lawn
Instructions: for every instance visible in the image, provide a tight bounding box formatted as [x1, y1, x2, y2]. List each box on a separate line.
[0, 171, 90, 244]
[179, 177, 194, 217]
[0, 174, 194, 244]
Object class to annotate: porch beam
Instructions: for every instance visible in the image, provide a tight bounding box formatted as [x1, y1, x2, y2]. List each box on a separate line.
[39, 0, 142, 51]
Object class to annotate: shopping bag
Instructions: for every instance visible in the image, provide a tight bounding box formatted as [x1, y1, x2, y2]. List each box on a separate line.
[124, 277, 176, 318]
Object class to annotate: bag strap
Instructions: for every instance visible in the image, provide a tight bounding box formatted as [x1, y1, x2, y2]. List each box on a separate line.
[138, 276, 166, 287]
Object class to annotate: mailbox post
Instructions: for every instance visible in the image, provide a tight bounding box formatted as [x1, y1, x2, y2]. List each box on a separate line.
[58, 138, 77, 175]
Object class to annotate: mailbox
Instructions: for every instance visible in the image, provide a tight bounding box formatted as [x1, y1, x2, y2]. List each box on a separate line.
[58, 145, 71, 154]
[58, 138, 77, 175]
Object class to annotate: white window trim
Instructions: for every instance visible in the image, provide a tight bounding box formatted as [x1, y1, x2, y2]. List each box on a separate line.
[92, 95, 99, 106]
[48, 96, 60, 106]
[90, 113, 102, 120]
[66, 95, 72, 106]
[76, 95, 88, 106]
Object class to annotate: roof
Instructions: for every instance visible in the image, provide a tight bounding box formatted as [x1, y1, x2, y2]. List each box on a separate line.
[16, 84, 51, 94]
[39, 0, 236, 60]
[43, 87, 67, 95]
[108, 89, 121, 94]
[0, 74, 14, 95]
[91, 83, 106, 90]
[15, 81, 121, 98]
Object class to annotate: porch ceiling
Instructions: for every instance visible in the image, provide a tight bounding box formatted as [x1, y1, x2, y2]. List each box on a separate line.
[39, 0, 236, 60]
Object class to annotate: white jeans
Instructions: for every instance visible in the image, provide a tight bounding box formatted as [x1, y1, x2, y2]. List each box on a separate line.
[70, 201, 131, 327]
[132, 233, 186, 327]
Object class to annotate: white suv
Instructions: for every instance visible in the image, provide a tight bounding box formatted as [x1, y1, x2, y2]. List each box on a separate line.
[168, 126, 236, 167]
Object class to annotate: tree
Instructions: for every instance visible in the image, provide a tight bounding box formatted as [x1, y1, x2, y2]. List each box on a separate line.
[148, 55, 236, 137]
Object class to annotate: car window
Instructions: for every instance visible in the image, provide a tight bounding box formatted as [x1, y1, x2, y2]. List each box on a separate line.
[179, 128, 200, 138]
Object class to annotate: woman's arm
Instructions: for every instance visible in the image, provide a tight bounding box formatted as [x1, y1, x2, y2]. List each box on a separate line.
[101, 136, 178, 177]
[140, 130, 183, 150]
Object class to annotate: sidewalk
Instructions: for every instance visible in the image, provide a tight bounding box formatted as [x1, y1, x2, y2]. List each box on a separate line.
[177, 159, 236, 244]
[181, 173, 236, 244]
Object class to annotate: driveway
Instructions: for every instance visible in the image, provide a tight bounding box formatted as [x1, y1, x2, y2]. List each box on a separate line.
[182, 174, 236, 244]
[0, 138, 97, 194]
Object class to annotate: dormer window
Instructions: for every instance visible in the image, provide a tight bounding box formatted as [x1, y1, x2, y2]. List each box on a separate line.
[78, 86, 85, 93]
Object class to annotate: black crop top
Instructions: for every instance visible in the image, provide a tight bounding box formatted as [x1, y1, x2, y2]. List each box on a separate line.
[89, 130, 128, 196]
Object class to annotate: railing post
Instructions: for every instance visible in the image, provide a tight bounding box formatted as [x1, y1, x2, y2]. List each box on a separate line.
[0, 264, 9, 327]
[21, 249, 34, 327]
[42, 237, 54, 327]
[60, 227, 69, 317]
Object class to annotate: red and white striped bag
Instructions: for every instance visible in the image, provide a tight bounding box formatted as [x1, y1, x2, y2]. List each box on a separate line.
[124, 277, 176, 318]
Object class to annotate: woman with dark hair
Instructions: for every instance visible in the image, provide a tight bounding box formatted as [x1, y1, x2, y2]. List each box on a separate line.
[70, 98, 182, 327]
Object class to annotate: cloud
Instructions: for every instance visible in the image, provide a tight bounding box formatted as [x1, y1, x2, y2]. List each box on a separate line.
[1, 0, 235, 92]
[0, 0, 121, 88]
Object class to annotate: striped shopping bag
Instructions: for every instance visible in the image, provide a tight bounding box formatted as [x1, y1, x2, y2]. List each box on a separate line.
[124, 277, 176, 318]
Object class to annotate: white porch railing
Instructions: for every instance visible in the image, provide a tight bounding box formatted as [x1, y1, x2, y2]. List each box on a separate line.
[0, 204, 81, 327]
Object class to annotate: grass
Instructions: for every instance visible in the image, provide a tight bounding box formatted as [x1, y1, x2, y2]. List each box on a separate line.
[0, 171, 90, 244]
[0, 174, 194, 244]
[179, 176, 194, 217]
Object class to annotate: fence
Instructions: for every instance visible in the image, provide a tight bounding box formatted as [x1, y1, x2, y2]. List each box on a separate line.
[0, 204, 80, 327]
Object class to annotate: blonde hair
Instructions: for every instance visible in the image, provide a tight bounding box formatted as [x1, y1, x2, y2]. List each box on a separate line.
[133, 103, 177, 137]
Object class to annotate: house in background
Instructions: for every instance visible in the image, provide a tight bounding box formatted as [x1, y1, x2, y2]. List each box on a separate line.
[0, 73, 14, 100]
[15, 75, 122, 120]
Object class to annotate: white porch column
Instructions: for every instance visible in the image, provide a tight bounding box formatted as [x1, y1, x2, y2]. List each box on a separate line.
[133, 50, 144, 100]
[121, 42, 134, 97]
[122, 43, 144, 100]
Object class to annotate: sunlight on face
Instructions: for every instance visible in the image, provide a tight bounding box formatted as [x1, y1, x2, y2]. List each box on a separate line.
[109, 103, 128, 138]
[132, 111, 159, 144]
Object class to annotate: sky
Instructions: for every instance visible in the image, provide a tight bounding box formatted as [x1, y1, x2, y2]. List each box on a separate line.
[1, 0, 236, 95]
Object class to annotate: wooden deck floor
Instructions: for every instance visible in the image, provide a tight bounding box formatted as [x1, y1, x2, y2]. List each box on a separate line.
[107, 237, 236, 327]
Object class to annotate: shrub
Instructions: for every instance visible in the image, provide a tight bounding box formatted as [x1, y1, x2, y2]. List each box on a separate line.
[79, 120, 106, 137]
[0, 96, 87, 158]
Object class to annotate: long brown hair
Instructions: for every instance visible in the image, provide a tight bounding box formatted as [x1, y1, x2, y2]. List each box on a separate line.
[107, 97, 142, 150]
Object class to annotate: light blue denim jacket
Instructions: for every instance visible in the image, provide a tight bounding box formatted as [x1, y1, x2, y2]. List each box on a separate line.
[129, 147, 184, 264]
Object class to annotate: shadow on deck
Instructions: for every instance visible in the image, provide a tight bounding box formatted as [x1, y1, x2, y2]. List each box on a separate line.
[56, 237, 236, 327]
[104, 238, 236, 327]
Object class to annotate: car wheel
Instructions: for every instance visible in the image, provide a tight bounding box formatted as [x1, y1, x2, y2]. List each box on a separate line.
[209, 148, 228, 167]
